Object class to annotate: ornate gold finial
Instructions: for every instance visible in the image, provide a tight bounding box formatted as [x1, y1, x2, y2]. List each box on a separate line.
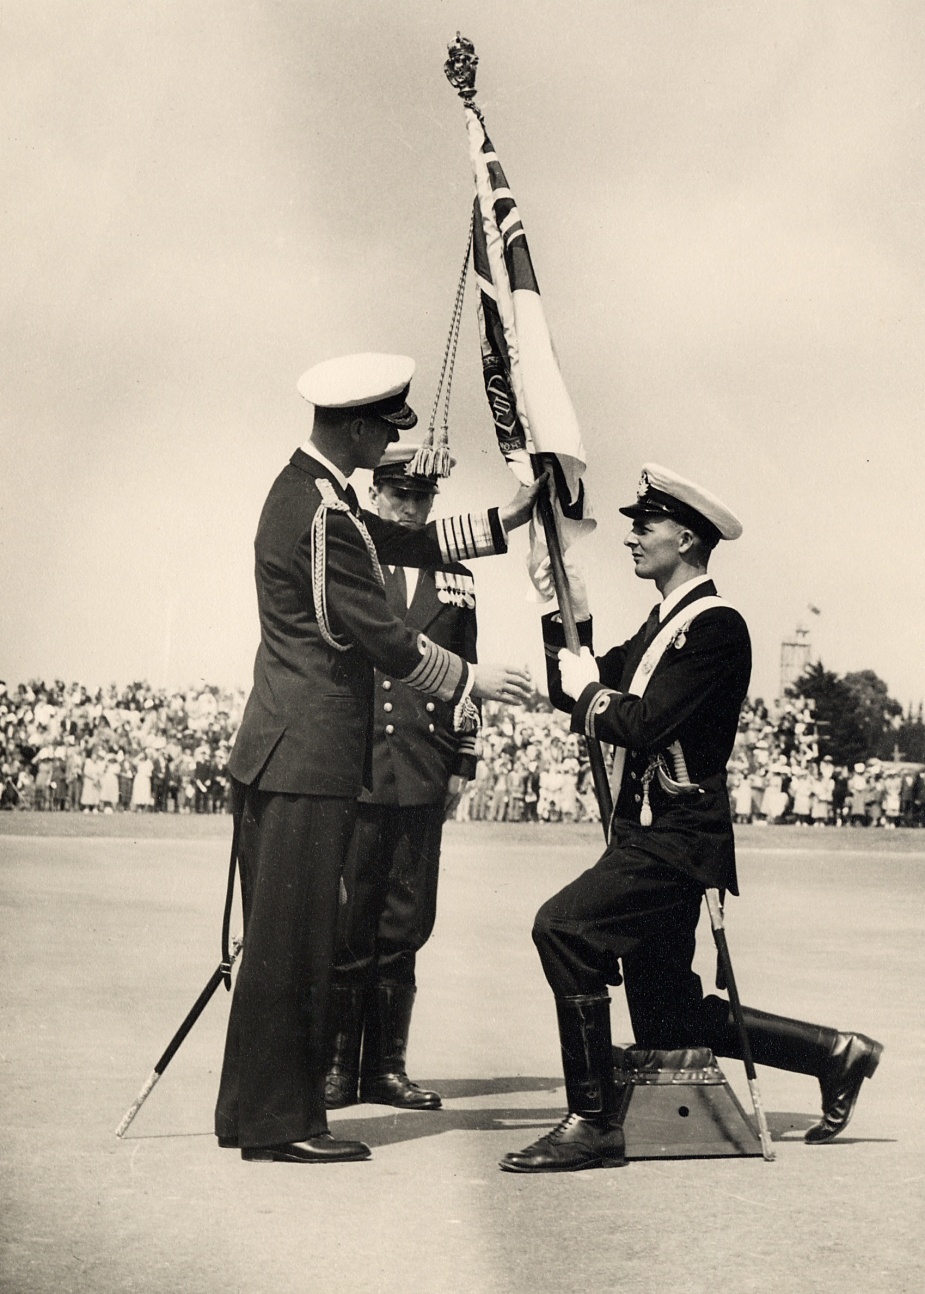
[444, 32, 481, 116]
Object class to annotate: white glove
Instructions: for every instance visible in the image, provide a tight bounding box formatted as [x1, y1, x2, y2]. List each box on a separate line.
[557, 647, 599, 700]
[529, 551, 590, 619]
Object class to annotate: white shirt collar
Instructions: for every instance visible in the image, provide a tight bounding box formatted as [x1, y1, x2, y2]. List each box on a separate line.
[659, 572, 712, 621]
[299, 441, 350, 492]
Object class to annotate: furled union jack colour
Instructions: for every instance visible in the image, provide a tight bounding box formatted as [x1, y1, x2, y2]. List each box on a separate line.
[462, 98, 595, 573]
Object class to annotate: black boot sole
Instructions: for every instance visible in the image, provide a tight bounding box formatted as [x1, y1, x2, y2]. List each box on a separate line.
[499, 1154, 627, 1173]
[241, 1143, 371, 1163]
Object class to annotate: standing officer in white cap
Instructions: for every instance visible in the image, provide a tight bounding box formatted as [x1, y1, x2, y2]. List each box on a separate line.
[215, 353, 541, 1164]
[324, 441, 481, 1114]
[501, 464, 883, 1173]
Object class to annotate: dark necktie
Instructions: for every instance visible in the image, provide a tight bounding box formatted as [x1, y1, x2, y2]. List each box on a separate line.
[385, 565, 408, 614]
[642, 604, 662, 645]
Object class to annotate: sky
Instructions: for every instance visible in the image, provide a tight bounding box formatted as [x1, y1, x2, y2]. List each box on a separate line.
[2, 0, 924, 706]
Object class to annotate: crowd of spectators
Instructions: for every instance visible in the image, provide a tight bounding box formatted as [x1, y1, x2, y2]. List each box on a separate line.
[727, 698, 925, 828]
[0, 679, 244, 815]
[452, 704, 602, 824]
[3, 679, 924, 827]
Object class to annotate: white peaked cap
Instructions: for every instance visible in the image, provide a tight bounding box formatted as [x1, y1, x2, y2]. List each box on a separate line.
[619, 462, 743, 541]
[297, 352, 417, 428]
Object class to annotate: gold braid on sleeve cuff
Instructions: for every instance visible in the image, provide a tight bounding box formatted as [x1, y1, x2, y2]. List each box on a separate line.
[401, 633, 466, 702]
[437, 511, 497, 563]
[584, 688, 618, 740]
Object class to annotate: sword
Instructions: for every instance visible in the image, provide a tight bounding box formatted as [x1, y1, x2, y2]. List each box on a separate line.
[114, 934, 242, 1138]
[704, 890, 775, 1162]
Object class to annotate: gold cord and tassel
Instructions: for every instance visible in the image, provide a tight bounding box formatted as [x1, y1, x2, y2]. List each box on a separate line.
[409, 218, 472, 481]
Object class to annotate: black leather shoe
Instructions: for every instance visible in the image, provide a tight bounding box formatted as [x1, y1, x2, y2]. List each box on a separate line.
[499, 1113, 627, 1173]
[241, 1134, 371, 1163]
[805, 1032, 883, 1144]
[360, 1072, 442, 1110]
[325, 1069, 359, 1110]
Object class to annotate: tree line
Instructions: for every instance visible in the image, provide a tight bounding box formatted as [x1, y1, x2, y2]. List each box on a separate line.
[788, 662, 924, 767]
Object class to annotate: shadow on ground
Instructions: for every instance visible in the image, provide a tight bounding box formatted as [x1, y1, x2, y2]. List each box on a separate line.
[120, 1084, 895, 1152]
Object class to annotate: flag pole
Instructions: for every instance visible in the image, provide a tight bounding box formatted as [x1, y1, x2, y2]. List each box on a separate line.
[533, 453, 613, 836]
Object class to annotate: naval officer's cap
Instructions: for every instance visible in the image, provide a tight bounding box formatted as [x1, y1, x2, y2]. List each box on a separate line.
[297, 353, 418, 430]
[373, 440, 456, 497]
[619, 462, 743, 546]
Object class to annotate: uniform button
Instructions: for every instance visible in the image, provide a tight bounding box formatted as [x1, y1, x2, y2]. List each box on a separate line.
[630, 771, 638, 781]
[425, 702, 435, 713]
[383, 702, 393, 712]
[385, 724, 395, 735]
[634, 793, 641, 803]
[428, 723, 435, 733]
[382, 679, 392, 691]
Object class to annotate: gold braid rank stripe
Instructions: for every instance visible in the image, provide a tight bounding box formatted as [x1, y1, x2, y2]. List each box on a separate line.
[311, 479, 385, 652]
[402, 632, 466, 701]
[437, 511, 494, 563]
[585, 688, 618, 740]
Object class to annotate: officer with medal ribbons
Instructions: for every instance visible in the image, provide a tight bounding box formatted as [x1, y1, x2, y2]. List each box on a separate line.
[215, 352, 540, 1164]
[501, 463, 883, 1173]
[325, 441, 480, 1113]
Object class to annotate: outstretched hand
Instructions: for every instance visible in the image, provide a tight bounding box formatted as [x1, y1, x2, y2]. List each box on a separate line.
[498, 471, 549, 533]
[471, 662, 533, 705]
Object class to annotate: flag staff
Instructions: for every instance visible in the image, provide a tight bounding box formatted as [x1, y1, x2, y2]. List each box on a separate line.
[532, 455, 614, 833]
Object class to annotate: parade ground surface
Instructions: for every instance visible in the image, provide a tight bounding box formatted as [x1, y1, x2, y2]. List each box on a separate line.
[1, 815, 922, 1294]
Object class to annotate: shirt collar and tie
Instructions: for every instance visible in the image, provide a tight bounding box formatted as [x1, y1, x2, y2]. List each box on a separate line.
[643, 573, 713, 645]
[384, 564, 408, 614]
[657, 573, 712, 622]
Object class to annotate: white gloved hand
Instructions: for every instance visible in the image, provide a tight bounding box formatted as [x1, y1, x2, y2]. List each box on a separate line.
[557, 647, 599, 700]
[529, 552, 590, 619]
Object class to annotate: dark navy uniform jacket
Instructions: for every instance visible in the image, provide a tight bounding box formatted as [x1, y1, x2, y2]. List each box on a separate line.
[230, 449, 505, 799]
[363, 565, 479, 808]
[543, 579, 751, 893]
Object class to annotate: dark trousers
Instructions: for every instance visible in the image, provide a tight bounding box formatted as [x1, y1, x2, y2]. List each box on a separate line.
[215, 785, 357, 1147]
[334, 802, 444, 987]
[532, 841, 731, 1050]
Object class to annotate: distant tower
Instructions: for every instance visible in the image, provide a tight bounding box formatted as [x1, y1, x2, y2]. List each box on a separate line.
[780, 623, 811, 698]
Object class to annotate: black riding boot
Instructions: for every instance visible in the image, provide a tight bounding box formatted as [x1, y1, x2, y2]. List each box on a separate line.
[324, 983, 366, 1110]
[500, 994, 627, 1173]
[359, 984, 442, 1110]
[705, 997, 883, 1144]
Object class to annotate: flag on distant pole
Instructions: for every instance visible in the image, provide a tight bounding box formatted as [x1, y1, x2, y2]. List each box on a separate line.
[444, 35, 594, 584]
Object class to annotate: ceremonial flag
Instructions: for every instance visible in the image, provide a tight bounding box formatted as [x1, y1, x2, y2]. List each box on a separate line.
[462, 105, 594, 578]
